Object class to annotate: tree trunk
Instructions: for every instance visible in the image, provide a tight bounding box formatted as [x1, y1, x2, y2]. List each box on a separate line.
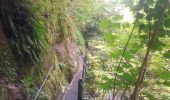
[131, 0, 169, 99]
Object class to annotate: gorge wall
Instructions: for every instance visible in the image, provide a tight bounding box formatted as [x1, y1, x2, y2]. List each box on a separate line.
[0, 0, 85, 99]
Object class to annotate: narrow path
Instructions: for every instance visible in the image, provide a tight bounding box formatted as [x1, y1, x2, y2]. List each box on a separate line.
[63, 55, 84, 100]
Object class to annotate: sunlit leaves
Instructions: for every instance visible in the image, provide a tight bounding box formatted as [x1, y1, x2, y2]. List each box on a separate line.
[104, 33, 118, 43]
[128, 42, 141, 54]
[100, 19, 111, 30]
[86, 0, 170, 99]
[99, 76, 114, 90]
[121, 0, 134, 7]
[112, 15, 123, 21]
[157, 71, 170, 80]
[109, 50, 120, 59]
[143, 92, 157, 100]
[163, 50, 170, 59]
[120, 71, 136, 85]
[151, 38, 166, 51]
[100, 19, 120, 31]
[162, 95, 170, 100]
[124, 50, 134, 59]
[163, 81, 170, 87]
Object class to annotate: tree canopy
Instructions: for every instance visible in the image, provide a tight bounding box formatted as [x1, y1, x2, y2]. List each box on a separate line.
[82, 0, 170, 99]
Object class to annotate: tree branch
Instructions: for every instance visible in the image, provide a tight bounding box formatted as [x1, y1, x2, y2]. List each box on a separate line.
[131, 0, 169, 99]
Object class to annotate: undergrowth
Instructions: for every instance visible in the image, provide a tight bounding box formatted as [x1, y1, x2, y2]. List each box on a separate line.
[0, 0, 48, 66]
[0, 0, 85, 99]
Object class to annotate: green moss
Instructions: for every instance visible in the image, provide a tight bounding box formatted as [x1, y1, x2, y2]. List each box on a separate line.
[22, 75, 34, 89]
[0, 0, 85, 99]
[0, 0, 48, 66]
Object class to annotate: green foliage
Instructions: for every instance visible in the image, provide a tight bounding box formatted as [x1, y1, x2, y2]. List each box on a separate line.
[0, 0, 48, 65]
[104, 33, 118, 43]
[72, 0, 104, 27]
[0, 0, 87, 99]
[163, 50, 170, 58]
[100, 18, 121, 33]
[92, 0, 170, 99]
[143, 92, 157, 100]
[58, 62, 67, 72]
[82, 15, 103, 37]
[157, 71, 170, 80]
[0, 49, 17, 81]
[162, 95, 170, 100]
[21, 75, 34, 90]
[99, 76, 114, 90]
[1, 0, 170, 99]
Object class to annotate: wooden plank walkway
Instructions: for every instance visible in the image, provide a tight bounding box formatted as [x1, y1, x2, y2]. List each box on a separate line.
[63, 55, 84, 100]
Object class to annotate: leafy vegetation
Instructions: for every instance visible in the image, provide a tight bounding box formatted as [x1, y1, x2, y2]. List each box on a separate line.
[82, 0, 170, 99]
[0, 0, 48, 65]
[0, 0, 86, 99]
[1, 0, 170, 99]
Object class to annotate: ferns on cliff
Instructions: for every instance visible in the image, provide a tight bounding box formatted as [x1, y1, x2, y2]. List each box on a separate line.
[0, 0, 48, 65]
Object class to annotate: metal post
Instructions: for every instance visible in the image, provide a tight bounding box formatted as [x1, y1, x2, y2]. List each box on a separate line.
[77, 79, 83, 100]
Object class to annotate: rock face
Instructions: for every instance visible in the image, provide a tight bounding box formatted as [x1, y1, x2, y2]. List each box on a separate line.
[0, 0, 85, 99]
[0, 24, 84, 100]
[0, 11, 83, 100]
[0, 80, 26, 100]
[54, 37, 81, 73]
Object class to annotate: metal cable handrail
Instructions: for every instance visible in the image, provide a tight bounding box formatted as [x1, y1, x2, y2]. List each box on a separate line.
[33, 65, 55, 100]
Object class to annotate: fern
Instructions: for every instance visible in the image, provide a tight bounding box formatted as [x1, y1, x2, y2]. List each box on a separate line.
[0, 0, 48, 66]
